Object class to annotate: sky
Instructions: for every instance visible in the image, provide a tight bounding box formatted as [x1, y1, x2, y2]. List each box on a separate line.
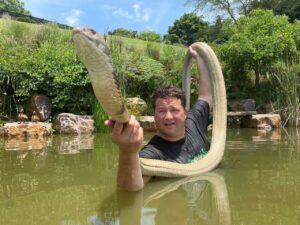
[20, 0, 204, 36]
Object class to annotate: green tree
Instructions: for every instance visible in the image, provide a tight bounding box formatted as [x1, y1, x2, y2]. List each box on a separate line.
[164, 13, 209, 45]
[109, 28, 137, 38]
[208, 16, 229, 43]
[220, 9, 297, 88]
[249, 0, 300, 21]
[138, 30, 161, 42]
[0, 0, 31, 15]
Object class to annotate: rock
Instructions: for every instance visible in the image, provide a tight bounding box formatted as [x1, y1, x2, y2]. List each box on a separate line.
[241, 114, 282, 129]
[29, 94, 52, 122]
[126, 97, 147, 117]
[256, 103, 275, 114]
[31, 110, 40, 122]
[54, 113, 95, 134]
[228, 99, 256, 112]
[17, 106, 29, 122]
[138, 116, 157, 132]
[4, 122, 52, 137]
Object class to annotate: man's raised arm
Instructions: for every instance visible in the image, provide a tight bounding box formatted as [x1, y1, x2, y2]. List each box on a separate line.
[105, 116, 150, 191]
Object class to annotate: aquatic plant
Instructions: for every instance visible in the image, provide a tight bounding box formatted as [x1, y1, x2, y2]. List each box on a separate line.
[268, 62, 300, 126]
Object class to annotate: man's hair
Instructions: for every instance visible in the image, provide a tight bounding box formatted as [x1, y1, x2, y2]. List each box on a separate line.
[151, 85, 186, 110]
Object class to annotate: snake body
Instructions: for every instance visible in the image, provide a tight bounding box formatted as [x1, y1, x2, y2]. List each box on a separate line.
[73, 27, 227, 177]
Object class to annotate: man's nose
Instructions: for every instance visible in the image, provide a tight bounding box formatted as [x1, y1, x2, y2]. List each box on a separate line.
[164, 110, 173, 119]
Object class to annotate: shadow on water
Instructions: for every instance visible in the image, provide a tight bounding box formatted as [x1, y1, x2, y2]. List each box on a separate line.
[97, 171, 230, 225]
[0, 128, 300, 224]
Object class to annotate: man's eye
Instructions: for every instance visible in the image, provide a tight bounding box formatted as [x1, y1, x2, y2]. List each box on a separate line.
[159, 110, 167, 114]
[171, 109, 179, 113]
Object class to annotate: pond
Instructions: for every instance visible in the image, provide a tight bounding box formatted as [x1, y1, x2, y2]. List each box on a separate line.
[0, 128, 300, 225]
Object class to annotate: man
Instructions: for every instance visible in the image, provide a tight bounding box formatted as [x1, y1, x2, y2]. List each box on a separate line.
[105, 46, 212, 191]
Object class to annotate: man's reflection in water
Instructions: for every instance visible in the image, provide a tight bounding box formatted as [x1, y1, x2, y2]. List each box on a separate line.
[96, 173, 230, 225]
[154, 189, 190, 225]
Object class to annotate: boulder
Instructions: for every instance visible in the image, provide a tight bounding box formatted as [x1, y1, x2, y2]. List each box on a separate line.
[126, 97, 147, 117]
[228, 99, 256, 112]
[138, 116, 157, 132]
[256, 103, 275, 114]
[4, 122, 52, 137]
[241, 114, 282, 130]
[54, 113, 94, 134]
[29, 94, 52, 121]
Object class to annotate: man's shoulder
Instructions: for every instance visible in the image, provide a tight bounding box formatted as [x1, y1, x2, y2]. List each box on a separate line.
[192, 99, 210, 111]
[139, 135, 163, 159]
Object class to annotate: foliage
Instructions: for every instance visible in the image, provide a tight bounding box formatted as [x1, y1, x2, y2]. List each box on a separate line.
[219, 9, 298, 90]
[145, 42, 161, 60]
[112, 50, 166, 101]
[164, 13, 209, 45]
[0, 0, 30, 15]
[207, 16, 230, 43]
[268, 62, 300, 126]
[92, 100, 109, 132]
[249, 0, 300, 21]
[138, 30, 161, 42]
[0, 20, 93, 118]
[108, 28, 137, 38]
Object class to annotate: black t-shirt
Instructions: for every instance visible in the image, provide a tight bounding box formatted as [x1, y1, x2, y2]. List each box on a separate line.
[139, 100, 210, 163]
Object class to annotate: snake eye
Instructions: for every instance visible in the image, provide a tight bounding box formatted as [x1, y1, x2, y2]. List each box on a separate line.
[90, 29, 97, 35]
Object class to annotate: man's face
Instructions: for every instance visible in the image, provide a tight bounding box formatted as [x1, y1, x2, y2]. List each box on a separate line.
[154, 97, 187, 141]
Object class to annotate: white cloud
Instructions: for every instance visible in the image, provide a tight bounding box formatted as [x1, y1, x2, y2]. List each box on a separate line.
[113, 3, 151, 22]
[113, 8, 133, 20]
[133, 3, 141, 18]
[64, 9, 84, 26]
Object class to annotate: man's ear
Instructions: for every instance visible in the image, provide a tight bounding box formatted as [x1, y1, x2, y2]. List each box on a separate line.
[184, 107, 188, 115]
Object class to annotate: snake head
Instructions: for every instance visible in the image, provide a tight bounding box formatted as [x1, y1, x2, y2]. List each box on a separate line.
[73, 26, 111, 55]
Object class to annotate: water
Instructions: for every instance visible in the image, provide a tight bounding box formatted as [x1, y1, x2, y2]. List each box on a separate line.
[0, 128, 299, 225]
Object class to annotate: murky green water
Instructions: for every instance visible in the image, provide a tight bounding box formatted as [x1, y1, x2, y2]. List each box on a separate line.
[0, 128, 299, 225]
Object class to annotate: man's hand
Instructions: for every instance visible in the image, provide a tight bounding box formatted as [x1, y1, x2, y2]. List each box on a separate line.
[105, 115, 144, 153]
[189, 46, 198, 58]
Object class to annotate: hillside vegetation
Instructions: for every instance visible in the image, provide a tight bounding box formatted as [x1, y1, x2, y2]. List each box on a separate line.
[1, 9, 300, 127]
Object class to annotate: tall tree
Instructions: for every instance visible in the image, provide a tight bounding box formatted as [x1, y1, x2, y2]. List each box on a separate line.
[185, 0, 253, 23]
[249, 0, 300, 21]
[208, 16, 229, 43]
[0, 0, 31, 15]
[164, 13, 209, 45]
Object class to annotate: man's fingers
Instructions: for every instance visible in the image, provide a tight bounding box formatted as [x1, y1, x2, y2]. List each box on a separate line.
[112, 121, 124, 135]
[104, 120, 114, 132]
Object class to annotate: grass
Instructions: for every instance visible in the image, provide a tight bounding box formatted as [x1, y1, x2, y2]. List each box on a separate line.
[268, 62, 300, 127]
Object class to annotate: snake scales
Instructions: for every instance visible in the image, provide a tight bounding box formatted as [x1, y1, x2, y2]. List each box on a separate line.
[73, 27, 227, 177]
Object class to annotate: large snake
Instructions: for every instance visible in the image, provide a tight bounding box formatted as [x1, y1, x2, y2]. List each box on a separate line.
[73, 27, 227, 177]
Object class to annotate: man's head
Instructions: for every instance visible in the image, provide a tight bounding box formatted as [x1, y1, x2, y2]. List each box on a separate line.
[151, 85, 186, 111]
[151, 86, 187, 141]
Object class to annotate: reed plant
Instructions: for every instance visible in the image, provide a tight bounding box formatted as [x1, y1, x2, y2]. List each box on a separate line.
[268, 62, 300, 126]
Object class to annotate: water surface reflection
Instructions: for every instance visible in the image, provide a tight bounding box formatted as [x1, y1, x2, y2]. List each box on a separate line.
[97, 172, 230, 225]
[0, 128, 300, 225]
